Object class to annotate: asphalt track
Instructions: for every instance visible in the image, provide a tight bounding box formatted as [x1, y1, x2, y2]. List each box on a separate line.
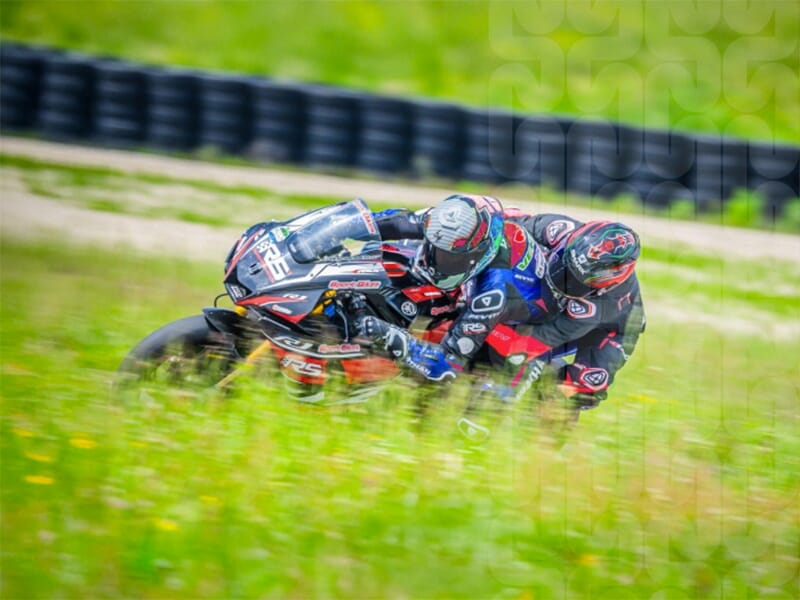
[2, 135, 799, 264]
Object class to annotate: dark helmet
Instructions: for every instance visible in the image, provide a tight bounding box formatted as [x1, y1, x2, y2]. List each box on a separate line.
[545, 220, 640, 298]
[418, 194, 504, 290]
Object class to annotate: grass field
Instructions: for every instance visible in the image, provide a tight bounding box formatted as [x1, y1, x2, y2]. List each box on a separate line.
[1, 180, 799, 596]
[1, 1, 798, 143]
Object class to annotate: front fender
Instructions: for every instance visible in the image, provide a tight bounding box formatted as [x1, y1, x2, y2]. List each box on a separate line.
[202, 307, 258, 339]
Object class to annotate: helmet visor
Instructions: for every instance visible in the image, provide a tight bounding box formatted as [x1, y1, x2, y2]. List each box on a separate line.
[425, 245, 483, 290]
[545, 245, 594, 298]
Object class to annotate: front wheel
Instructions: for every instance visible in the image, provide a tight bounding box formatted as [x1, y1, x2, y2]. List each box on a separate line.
[116, 315, 241, 394]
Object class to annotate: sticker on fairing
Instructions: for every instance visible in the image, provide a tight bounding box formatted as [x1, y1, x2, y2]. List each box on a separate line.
[470, 290, 505, 314]
[400, 301, 417, 317]
[567, 298, 597, 319]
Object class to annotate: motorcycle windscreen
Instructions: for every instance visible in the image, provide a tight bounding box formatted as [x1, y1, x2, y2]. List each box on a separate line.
[287, 199, 381, 263]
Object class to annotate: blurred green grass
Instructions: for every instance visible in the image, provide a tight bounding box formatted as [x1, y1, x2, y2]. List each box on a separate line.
[2, 226, 799, 597]
[1, 0, 798, 142]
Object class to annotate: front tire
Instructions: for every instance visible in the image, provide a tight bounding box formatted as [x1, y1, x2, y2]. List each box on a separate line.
[117, 314, 240, 392]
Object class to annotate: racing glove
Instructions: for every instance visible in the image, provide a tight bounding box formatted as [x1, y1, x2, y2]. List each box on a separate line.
[357, 315, 462, 382]
[357, 315, 410, 359]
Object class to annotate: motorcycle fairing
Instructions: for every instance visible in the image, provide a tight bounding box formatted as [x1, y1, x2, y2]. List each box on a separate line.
[224, 200, 389, 325]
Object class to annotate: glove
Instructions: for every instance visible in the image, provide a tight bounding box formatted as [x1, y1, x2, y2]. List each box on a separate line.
[357, 316, 410, 359]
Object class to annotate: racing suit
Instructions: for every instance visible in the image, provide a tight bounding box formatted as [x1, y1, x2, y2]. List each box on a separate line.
[504, 211, 646, 409]
[372, 208, 645, 411]
[370, 208, 558, 382]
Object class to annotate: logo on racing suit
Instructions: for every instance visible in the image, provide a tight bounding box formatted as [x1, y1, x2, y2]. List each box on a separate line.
[470, 290, 504, 314]
[461, 322, 488, 335]
[567, 298, 597, 319]
[578, 368, 609, 390]
[545, 220, 576, 245]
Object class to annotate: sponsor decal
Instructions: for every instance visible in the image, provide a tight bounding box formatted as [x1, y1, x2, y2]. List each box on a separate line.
[400, 301, 418, 317]
[526, 358, 546, 382]
[268, 304, 292, 315]
[570, 248, 589, 274]
[567, 298, 597, 319]
[534, 246, 546, 278]
[517, 244, 534, 271]
[318, 343, 362, 354]
[440, 206, 461, 228]
[255, 238, 291, 282]
[271, 226, 290, 242]
[272, 335, 313, 351]
[470, 290, 505, 314]
[545, 220, 575, 245]
[269, 335, 362, 358]
[281, 355, 325, 377]
[430, 304, 455, 316]
[461, 322, 488, 335]
[403, 285, 445, 303]
[355, 200, 378, 234]
[227, 284, 245, 300]
[513, 273, 538, 284]
[578, 368, 609, 390]
[328, 280, 381, 290]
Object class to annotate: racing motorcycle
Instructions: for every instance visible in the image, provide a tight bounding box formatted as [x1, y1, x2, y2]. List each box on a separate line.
[118, 199, 573, 437]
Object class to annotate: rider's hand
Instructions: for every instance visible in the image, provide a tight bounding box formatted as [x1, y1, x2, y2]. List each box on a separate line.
[357, 315, 390, 340]
[357, 316, 409, 359]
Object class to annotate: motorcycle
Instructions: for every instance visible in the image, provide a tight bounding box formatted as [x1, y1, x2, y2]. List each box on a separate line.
[118, 199, 574, 437]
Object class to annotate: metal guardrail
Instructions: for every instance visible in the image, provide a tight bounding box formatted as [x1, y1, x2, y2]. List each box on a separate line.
[2, 42, 798, 216]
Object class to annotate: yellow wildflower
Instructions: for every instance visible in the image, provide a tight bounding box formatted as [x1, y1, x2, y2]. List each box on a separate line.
[577, 554, 598, 566]
[24, 475, 54, 485]
[12, 428, 34, 438]
[70, 438, 97, 449]
[25, 452, 53, 463]
[153, 518, 179, 532]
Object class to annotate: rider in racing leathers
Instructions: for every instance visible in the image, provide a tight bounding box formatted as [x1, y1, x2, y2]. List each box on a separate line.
[360, 194, 645, 413]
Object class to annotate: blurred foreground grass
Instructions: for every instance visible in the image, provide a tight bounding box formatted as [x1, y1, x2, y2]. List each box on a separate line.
[1, 0, 798, 142]
[1, 233, 799, 597]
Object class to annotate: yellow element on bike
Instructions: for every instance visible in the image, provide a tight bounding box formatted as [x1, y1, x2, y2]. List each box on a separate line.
[215, 338, 273, 389]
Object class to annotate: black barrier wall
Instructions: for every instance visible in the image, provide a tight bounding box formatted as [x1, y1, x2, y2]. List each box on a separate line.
[2, 42, 798, 217]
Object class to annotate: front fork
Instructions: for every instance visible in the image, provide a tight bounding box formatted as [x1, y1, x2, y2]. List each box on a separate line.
[201, 307, 273, 389]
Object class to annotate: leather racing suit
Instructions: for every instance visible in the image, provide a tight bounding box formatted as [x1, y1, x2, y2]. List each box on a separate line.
[372, 208, 558, 384]
[503, 211, 647, 409]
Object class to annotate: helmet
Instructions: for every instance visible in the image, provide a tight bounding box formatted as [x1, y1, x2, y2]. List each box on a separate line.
[545, 221, 640, 298]
[419, 194, 504, 290]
